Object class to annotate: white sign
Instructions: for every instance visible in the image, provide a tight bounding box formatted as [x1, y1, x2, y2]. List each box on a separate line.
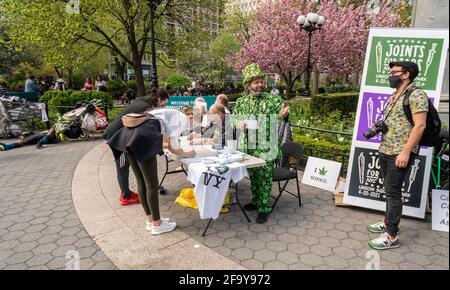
[302, 157, 342, 192]
[432, 190, 449, 232]
[343, 28, 449, 218]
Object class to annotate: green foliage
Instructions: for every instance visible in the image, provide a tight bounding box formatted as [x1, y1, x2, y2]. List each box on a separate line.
[176, 46, 222, 83]
[108, 107, 125, 122]
[166, 74, 191, 91]
[41, 90, 112, 114]
[126, 80, 137, 93]
[227, 93, 241, 102]
[6, 80, 24, 92]
[39, 91, 65, 103]
[209, 31, 242, 81]
[319, 84, 359, 94]
[290, 88, 352, 172]
[311, 93, 359, 116]
[289, 98, 355, 146]
[292, 133, 351, 172]
[107, 80, 127, 99]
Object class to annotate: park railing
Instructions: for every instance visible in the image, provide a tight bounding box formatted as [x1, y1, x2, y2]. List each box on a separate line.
[290, 124, 352, 178]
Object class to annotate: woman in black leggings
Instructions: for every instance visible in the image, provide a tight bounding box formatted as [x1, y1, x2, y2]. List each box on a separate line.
[108, 98, 195, 235]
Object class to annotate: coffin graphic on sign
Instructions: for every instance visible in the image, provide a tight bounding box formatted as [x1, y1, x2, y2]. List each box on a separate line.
[347, 147, 426, 209]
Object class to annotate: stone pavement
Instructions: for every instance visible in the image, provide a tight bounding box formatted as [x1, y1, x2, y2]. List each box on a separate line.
[0, 139, 116, 270]
[74, 143, 448, 270]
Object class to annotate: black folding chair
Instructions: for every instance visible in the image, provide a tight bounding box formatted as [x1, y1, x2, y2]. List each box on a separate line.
[271, 141, 304, 211]
[158, 153, 186, 195]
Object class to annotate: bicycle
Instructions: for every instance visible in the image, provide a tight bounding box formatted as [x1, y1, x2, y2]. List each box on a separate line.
[430, 130, 449, 191]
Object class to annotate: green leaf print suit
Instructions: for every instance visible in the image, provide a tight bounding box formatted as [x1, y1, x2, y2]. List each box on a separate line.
[232, 92, 283, 213]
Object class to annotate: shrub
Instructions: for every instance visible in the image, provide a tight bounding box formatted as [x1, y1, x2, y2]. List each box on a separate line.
[108, 107, 125, 122]
[227, 93, 241, 102]
[289, 98, 355, 146]
[127, 80, 138, 92]
[45, 91, 112, 114]
[0, 79, 8, 88]
[7, 81, 24, 92]
[39, 91, 67, 103]
[107, 80, 127, 99]
[311, 92, 359, 116]
[323, 84, 359, 94]
[166, 75, 191, 91]
[292, 133, 351, 173]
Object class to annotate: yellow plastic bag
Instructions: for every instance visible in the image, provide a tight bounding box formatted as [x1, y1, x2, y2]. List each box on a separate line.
[175, 188, 198, 209]
[175, 188, 230, 214]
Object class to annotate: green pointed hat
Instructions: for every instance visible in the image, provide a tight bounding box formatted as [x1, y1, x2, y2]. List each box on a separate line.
[242, 63, 265, 85]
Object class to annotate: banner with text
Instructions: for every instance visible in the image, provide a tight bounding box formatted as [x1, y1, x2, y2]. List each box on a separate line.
[344, 28, 449, 218]
[166, 96, 217, 110]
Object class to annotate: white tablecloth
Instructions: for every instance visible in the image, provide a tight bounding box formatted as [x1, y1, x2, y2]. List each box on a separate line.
[187, 161, 248, 219]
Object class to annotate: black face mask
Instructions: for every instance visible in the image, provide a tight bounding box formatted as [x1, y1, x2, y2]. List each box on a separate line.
[388, 75, 404, 89]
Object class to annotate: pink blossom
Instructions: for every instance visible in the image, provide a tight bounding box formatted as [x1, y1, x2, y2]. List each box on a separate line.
[230, 0, 402, 82]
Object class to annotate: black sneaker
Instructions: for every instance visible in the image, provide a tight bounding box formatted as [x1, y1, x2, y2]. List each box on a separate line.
[35, 141, 43, 149]
[256, 212, 269, 224]
[243, 203, 258, 211]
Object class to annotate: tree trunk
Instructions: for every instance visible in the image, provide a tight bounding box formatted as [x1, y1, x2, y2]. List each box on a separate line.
[312, 70, 319, 96]
[284, 71, 294, 95]
[67, 68, 73, 89]
[115, 57, 126, 81]
[54, 67, 63, 78]
[355, 69, 360, 87]
[132, 54, 146, 97]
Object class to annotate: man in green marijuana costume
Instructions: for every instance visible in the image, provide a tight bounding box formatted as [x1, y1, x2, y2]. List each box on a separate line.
[232, 64, 289, 223]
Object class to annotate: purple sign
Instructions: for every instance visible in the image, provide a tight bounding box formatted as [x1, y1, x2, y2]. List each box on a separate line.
[356, 92, 435, 144]
[356, 92, 390, 143]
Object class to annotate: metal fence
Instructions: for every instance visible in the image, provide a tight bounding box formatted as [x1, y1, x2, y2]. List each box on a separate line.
[290, 124, 352, 177]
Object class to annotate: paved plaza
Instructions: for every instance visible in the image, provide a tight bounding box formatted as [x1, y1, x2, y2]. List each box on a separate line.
[74, 142, 449, 270]
[0, 140, 448, 270]
[0, 140, 116, 270]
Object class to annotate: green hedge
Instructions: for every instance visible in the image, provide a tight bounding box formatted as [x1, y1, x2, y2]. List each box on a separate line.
[107, 80, 127, 99]
[293, 133, 351, 171]
[39, 90, 76, 103]
[127, 80, 138, 92]
[166, 75, 191, 91]
[311, 92, 359, 116]
[41, 90, 113, 114]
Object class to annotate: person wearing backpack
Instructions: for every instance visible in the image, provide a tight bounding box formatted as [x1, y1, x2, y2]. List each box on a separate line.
[367, 61, 440, 250]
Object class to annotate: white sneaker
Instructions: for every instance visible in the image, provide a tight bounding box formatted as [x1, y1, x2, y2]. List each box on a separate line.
[150, 219, 177, 235]
[367, 221, 386, 233]
[368, 232, 400, 250]
[145, 218, 170, 232]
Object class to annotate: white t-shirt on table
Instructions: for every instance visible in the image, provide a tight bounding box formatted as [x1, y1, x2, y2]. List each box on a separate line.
[187, 162, 247, 219]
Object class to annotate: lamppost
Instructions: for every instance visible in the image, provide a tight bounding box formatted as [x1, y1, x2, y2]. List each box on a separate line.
[296, 13, 325, 97]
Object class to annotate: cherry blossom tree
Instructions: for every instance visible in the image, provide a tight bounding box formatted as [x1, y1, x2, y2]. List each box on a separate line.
[230, 0, 402, 94]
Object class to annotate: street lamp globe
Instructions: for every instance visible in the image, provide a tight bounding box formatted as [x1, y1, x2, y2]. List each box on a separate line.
[297, 15, 306, 25]
[309, 13, 319, 24]
[296, 12, 325, 97]
[318, 16, 325, 26]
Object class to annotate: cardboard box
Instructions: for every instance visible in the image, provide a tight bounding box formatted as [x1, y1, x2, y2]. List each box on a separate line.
[334, 178, 350, 206]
